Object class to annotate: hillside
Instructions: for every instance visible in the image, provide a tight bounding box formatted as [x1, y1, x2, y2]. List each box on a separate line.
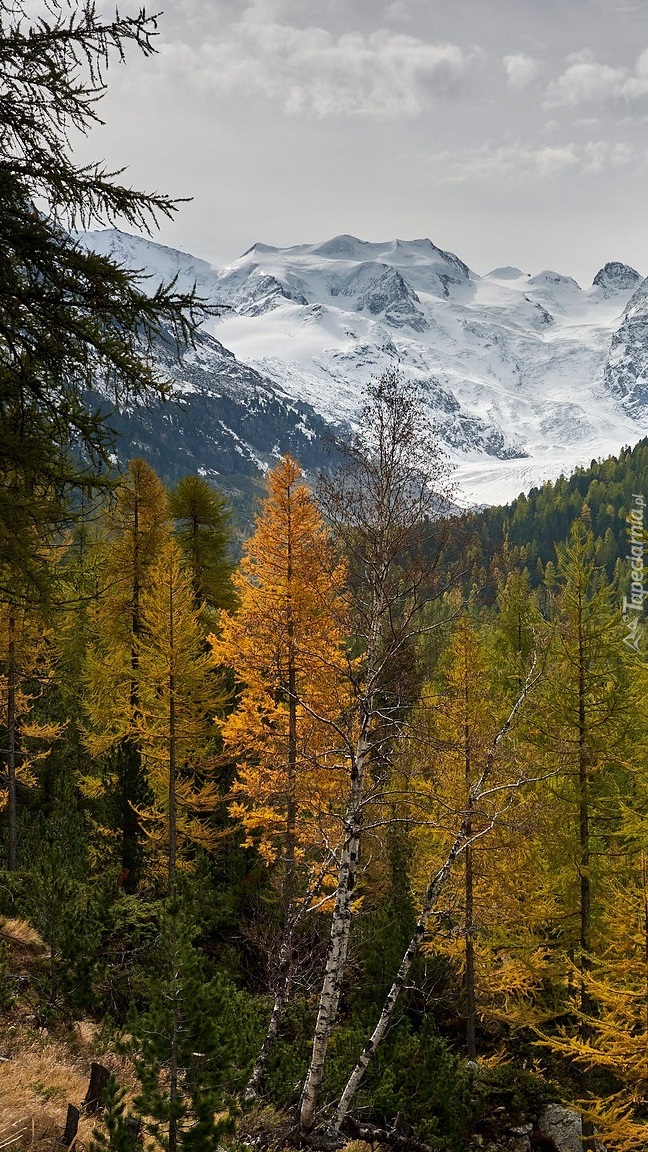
[451, 436, 648, 597]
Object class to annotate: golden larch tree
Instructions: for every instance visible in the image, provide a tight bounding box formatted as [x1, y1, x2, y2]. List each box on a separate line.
[209, 454, 350, 1096]
[83, 459, 170, 886]
[135, 536, 226, 888]
[0, 600, 62, 867]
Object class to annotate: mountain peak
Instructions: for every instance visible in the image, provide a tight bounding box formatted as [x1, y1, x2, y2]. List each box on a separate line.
[313, 235, 372, 258]
[593, 261, 643, 295]
[527, 270, 582, 291]
[240, 241, 281, 258]
[486, 266, 527, 280]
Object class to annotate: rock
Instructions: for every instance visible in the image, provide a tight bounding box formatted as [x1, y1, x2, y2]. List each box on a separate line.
[593, 262, 643, 295]
[537, 1104, 582, 1152]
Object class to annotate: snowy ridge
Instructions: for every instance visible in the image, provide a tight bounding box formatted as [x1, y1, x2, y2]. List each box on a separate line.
[82, 229, 648, 507]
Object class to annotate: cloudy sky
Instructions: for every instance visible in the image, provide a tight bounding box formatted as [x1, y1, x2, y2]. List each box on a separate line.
[82, 0, 648, 282]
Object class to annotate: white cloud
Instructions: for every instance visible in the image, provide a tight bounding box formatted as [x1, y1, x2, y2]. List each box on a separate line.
[503, 53, 541, 90]
[155, 9, 471, 118]
[582, 140, 637, 170]
[427, 140, 637, 182]
[547, 48, 648, 106]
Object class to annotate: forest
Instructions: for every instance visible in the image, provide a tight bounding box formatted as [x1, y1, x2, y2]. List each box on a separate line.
[1, 379, 648, 1152]
[2, 1, 648, 1149]
[448, 439, 648, 601]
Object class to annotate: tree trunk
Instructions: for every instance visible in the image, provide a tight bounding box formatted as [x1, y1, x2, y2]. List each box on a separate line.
[246, 497, 300, 1100]
[643, 853, 648, 1035]
[168, 915, 180, 1152]
[60, 1104, 79, 1147]
[330, 675, 533, 1135]
[299, 585, 386, 1136]
[6, 604, 17, 870]
[168, 566, 177, 894]
[464, 700, 476, 1060]
[245, 924, 295, 1100]
[166, 565, 179, 1152]
[299, 715, 370, 1133]
[464, 840, 476, 1060]
[83, 1062, 110, 1112]
[577, 593, 595, 1148]
[121, 492, 143, 888]
[332, 825, 469, 1133]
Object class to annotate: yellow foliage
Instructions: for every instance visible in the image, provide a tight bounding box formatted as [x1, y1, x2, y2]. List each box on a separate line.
[403, 612, 545, 1038]
[0, 602, 62, 809]
[210, 456, 352, 898]
[132, 536, 227, 875]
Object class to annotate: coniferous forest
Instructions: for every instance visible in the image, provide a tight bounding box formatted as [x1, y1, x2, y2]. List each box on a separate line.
[2, 4, 648, 1152]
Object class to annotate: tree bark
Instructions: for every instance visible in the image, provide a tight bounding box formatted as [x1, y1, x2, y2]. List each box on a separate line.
[168, 554, 179, 1152]
[330, 672, 534, 1135]
[464, 839, 476, 1061]
[332, 825, 469, 1133]
[245, 924, 295, 1100]
[299, 713, 371, 1132]
[246, 483, 300, 1100]
[464, 695, 476, 1060]
[168, 564, 177, 894]
[83, 1062, 110, 1112]
[6, 604, 17, 870]
[577, 591, 595, 1149]
[168, 916, 180, 1152]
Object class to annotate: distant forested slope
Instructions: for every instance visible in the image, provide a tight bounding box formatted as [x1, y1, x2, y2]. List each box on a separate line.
[449, 438, 648, 597]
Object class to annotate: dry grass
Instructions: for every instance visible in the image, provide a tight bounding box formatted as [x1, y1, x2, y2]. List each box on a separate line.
[0, 914, 134, 1152]
[0, 920, 45, 952]
[0, 1019, 135, 1152]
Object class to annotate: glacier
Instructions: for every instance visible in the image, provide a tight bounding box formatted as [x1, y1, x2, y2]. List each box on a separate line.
[82, 228, 648, 508]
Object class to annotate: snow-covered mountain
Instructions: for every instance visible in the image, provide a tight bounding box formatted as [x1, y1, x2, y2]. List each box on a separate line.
[83, 229, 648, 507]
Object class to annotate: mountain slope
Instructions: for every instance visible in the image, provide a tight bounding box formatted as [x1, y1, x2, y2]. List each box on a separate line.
[88, 325, 342, 527]
[82, 230, 648, 507]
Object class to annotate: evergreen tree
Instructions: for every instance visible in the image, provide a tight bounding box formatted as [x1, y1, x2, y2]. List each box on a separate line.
[83, 459, 170, 888]
[89, 1076, 140, 1152]
[530, 520, 643, 1137]
[546, 855, 648, 1150]
[418, 613, 508, 1059]
[127, 902, 243, 1152]
[0, 599, 61, 867]
[0, 0, 207, 593]
[135, 537, 226, 888]
[169, 475, 235, 620]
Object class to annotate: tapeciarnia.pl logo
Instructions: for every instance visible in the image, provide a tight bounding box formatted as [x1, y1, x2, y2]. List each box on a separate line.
[622, 493, 646, 655]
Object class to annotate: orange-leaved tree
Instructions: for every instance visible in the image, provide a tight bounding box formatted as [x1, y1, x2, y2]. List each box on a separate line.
[209, 454, 351, 1097]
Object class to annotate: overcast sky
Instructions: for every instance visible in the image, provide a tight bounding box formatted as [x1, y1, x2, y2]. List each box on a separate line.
[81, 0, 648, 283]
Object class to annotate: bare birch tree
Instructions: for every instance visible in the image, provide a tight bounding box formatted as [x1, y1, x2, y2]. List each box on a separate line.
[299, 369, 453, 1133]
[329, 657, 539, 1135]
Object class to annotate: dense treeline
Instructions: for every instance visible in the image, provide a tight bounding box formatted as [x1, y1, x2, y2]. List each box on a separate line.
[448, 439, 648, 601]
[2, 391, 648, 1152]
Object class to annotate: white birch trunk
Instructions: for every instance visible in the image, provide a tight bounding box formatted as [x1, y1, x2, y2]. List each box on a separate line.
[330, 670, 536, 1134]
[245, 926, 294, 1100]
[298, 716, 372, 1132]
[331, 828, 468, 1133]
